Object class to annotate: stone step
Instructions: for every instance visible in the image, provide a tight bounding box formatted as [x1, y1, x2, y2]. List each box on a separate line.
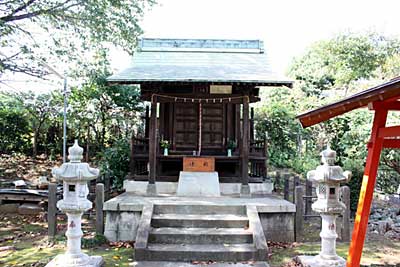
[151, 214, 249, 228]
[135, 243, 267, 262]
[153, 204, 246, 215]
[132, 261, 269, 267]
[149, 227, 253, 244]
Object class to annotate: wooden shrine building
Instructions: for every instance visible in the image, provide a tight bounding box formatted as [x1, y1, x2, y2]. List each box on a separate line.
[297, 77, 400, 267]
[108, 38, 293, 186]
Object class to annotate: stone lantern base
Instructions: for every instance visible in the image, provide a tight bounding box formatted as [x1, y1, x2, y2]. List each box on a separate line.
[298, 254, 346, 267]
[46, 253, 104, 267]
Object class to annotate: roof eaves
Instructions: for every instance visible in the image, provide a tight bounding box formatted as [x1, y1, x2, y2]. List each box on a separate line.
[296, 79, 400, 128]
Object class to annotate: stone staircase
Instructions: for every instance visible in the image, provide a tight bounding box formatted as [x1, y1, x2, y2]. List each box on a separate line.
[134, 203, 269, 265]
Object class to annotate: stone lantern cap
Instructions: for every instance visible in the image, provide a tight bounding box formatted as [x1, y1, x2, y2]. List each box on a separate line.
[52, 140, 99, 182]
[308, 145, 351, 184]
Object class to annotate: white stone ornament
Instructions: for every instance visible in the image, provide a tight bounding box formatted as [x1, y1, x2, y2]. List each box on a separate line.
[299, 145, 351, 267]
[46, 140, 104, 267]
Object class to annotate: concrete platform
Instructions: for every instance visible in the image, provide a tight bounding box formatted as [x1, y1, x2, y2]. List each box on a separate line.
[104, 192, 295, 243]
[123, 180, 273, 196]
[104, 193, 295, 213]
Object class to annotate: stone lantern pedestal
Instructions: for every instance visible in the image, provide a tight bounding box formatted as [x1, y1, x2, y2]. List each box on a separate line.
[298, 145, 351, 267]
[46, 140, 104, 267]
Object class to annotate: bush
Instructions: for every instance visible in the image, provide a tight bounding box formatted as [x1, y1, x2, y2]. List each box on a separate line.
[97, 139, 130, 190]
[288, 154, 320, 178]
[343, 158, 364, 211]
[0, 107, 31, 154]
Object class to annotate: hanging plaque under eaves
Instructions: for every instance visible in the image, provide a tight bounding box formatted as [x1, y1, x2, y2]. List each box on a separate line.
[210, 85, 232, 94]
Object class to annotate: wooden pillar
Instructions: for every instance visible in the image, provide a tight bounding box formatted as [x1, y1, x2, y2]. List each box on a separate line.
[295, 185, 304, 241]
[293, 175, 300, 203]
[347, 109, 387, 267]
[47, 183, 57, 240]
[284, 174, 290, 201]
[305, 180, 313, 218]
[145, 105, 150, 138]
[241, 97, 249, 185]
[235, 104, 241, 148]
[129, 133, 135, 176]
[149, 96, 157, 184]
[341, 186, 351, 242]
[250, 107, 254, 142]
[95, 183, 104, 234]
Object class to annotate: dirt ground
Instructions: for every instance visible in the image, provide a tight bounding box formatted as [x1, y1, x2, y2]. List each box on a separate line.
[0, 154, 61, 188]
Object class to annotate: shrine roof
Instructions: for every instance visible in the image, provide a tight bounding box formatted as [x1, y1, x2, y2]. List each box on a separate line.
[107, 38, 293, 87]
[297, 78, 400, 128]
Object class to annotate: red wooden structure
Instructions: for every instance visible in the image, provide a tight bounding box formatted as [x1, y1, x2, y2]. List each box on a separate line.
[297, 78, 400, 267]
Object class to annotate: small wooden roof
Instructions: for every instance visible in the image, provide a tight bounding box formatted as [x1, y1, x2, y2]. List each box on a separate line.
[107, 38, 293, 87]
[297, 78, 400, 128]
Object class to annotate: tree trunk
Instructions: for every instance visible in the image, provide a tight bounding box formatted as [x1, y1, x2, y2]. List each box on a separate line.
[33, 130, 38, 159]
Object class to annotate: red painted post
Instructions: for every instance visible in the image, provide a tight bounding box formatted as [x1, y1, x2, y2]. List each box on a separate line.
[347, 109, 388, 266]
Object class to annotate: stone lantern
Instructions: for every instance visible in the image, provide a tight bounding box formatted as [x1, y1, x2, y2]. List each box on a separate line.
[299, 145, 351, 267]
[46, 140, 103, 267]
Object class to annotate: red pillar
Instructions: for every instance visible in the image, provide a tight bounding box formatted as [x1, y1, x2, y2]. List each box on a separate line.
[347, 109, 387, 266]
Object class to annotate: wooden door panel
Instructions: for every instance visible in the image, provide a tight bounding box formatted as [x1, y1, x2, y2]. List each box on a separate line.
[201, 104, 224, 149]
[174, 103, 198, 150]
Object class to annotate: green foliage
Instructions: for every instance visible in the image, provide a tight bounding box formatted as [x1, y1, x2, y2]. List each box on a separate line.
[226, 139, 237, 149]
[343, 158, 364, 211]
[256, 32, 400, 209]
[288, 32, 400, 95]
[82, 234, 107, 249]
[0, 0, 155, 78]
[97, 139, 130, 190]
[0, 93, 31, 154]
[288, 154, 320, 178]
[255, 88, 303, 168]
[160, 140, 170, 149]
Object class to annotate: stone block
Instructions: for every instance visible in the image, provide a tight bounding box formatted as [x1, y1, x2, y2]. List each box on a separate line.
[0, 203, 20, 213]
[18, 203, 43, 215]
[177, 171, 220, 197]
[118, 211, 141, 241]
[259, 213, 294, 242]
[104, 211, 119, 242]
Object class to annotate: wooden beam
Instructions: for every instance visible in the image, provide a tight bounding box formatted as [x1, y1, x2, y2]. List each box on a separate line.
[241, 97, 249, 185]
[149, 96, 157, 184]
[383, 138, 400, 148]
[347, 109, 388, 267]
[368, 100, 400, 111]
[378, 125, 400, 138]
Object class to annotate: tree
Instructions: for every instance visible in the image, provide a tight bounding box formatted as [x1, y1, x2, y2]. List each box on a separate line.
[288, 32, 400, 96]
[13, 91, 61, 158]
[0, 0, 155, 79]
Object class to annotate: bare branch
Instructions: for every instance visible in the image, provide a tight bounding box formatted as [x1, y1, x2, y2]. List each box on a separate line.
[7, 0, 37, 17]
[0, 0, 76, 22]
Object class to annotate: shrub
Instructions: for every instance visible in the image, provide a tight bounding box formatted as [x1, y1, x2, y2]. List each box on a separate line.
[343, 158, 364, 211]
[97, 139, 130, 190]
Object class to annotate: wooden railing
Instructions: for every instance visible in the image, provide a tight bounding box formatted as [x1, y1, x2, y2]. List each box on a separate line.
[130, 136, 149, 176]
[250, 139, 267, 157]
[131, 136, 149, 154]
[249, 160, 266, 178]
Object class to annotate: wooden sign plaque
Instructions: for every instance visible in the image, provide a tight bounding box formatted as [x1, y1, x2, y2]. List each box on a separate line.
[183, 157, 215, 172]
